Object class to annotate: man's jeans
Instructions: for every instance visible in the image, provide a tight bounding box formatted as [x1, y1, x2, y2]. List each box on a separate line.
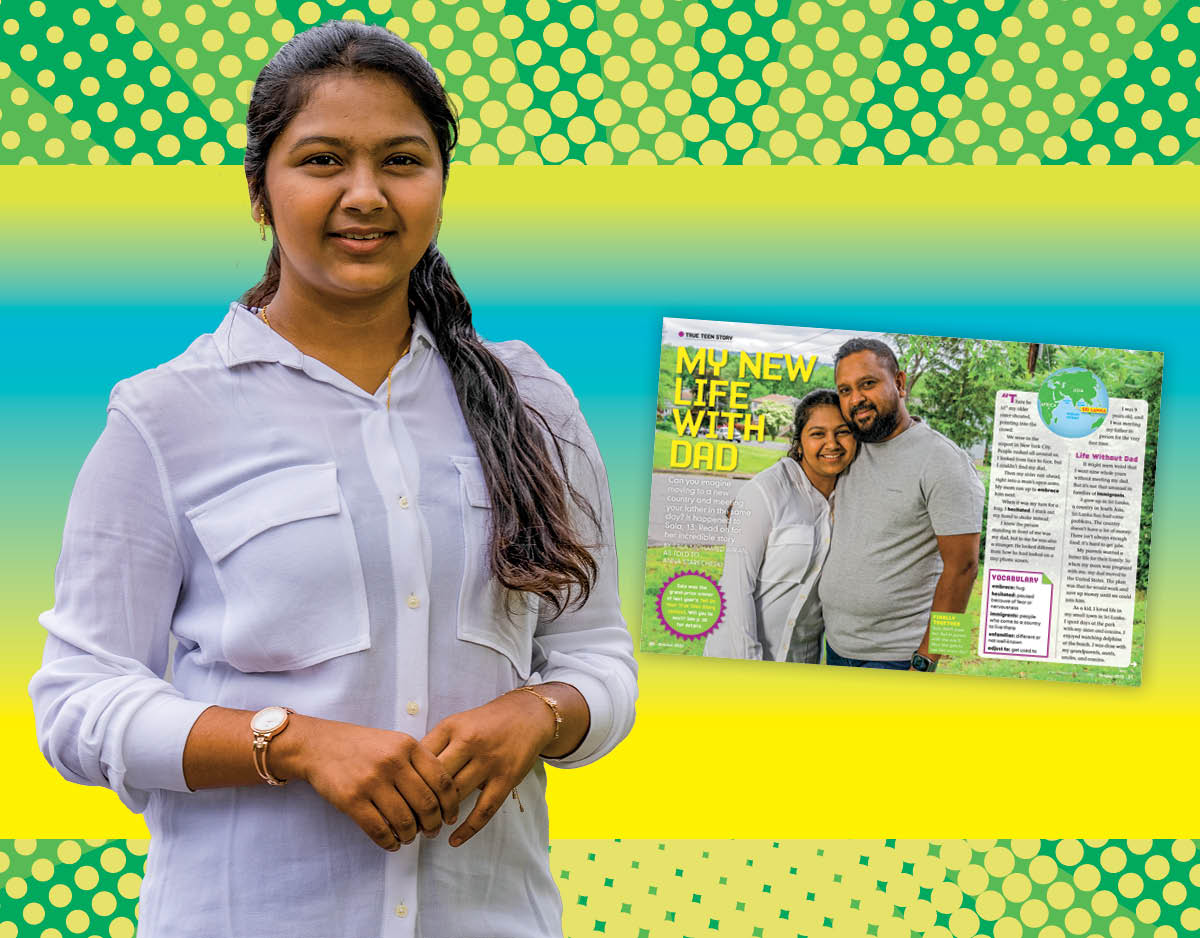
[825, 640, 911, 670]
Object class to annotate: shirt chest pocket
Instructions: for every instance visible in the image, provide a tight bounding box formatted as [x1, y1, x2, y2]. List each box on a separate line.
[186, 463, 371, 673]
[760, 523, 816, 584]
[880, 485, 927, 536]
[453, 456, 535, 680]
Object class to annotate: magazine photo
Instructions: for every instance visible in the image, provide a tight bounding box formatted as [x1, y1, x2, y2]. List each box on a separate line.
[642, 318, 1162, 686]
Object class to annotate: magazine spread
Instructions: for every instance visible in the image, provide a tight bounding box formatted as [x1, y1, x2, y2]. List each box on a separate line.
[642, 318, 1162, 686]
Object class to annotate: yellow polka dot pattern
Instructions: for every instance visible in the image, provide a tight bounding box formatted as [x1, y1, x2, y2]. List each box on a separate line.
[0, 840, 145, 936]
[0, 2, 1195, 163]
[1, 839, 1196, 934]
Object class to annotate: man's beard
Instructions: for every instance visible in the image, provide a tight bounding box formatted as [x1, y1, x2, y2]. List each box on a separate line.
[848, 402, 900, 443]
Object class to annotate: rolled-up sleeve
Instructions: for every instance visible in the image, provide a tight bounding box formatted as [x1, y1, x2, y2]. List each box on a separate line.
[29, 406, 210, 813]
[529, 406, 637, 770]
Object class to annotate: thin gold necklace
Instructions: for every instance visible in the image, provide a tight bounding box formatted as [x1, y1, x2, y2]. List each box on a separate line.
[257, 305, 414, 410]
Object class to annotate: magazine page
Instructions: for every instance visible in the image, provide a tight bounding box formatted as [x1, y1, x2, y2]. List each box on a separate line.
[642, 318, 1162, 686]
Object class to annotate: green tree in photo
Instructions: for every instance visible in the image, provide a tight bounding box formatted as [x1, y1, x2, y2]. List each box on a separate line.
[915, 340, 1029, 453]
[754, 399, 795, 440]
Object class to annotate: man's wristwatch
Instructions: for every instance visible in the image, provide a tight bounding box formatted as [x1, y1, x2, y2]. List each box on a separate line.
[910, 651, 938, 672]
[250, 706, 294, 786]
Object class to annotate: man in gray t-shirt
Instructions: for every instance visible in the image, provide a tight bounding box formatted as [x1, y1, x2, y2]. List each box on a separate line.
[818, 339, 984, 670]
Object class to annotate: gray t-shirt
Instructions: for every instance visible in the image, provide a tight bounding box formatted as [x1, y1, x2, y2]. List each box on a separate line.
[818, 420, 984, 660]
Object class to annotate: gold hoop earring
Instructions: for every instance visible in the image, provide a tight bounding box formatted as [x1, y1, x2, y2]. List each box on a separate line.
[257, 205, 268, 241]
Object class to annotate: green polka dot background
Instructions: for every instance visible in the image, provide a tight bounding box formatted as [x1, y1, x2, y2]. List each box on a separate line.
[0, 839, 143, 938]
[0, 0, 1197, 164]
[2, 839, 1198, 936]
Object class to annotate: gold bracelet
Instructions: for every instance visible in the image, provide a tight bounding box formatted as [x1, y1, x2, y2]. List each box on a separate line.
[516, 686, 562, 743]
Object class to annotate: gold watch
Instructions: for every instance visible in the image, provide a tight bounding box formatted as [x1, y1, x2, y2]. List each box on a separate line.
[250, 706, 294, 786]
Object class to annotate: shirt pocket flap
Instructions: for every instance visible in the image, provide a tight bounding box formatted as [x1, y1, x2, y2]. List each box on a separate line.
[452, 456, 534, 680]
[183, 463, 371, 673]
[761, 523, 816, 584]
[452, 457, 491, 508]
[187, 463, 340, 563]
[767, 524, 816, 548]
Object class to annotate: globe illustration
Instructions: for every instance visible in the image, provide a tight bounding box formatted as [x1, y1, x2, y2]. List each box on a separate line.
[1037, 367, 1109, 438]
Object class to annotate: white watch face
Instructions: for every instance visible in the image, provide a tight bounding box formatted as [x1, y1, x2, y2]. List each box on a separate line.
[251, 707, 288, 734]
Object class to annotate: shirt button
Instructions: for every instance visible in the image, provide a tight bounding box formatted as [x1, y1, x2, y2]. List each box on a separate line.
[395, 903, 408, 918]
[398, 495, 410, 509]
[406, 701, 420, 716]
[407, 594, 421, 609]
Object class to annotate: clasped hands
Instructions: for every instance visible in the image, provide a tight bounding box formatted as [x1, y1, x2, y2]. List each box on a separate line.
[290, 687, 562, 852]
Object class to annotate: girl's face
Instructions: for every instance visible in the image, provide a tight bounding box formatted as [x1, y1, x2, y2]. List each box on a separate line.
[262, 71, 444, 306]
[798, 404, 856, 478]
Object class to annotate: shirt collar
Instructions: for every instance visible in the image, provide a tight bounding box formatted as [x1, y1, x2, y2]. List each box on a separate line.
[409, 307, 439, 355]
[213, 303, 303, 369]
[782, 455, 834, 509]
[214, 301, 440, 368]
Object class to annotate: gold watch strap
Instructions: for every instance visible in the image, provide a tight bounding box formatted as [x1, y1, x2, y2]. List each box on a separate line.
[251, 708, 293, 786]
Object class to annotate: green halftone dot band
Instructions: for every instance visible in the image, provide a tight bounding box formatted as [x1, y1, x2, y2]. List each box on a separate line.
[0, 839, 144, 938]
[0, 0, 1197, 164]
[1, 839, 1198, 935]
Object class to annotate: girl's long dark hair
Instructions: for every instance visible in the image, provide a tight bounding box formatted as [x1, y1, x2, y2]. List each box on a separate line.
[241, 21, 597, 616]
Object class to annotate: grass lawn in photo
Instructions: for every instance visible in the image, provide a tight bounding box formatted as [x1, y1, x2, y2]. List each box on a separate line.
[641, 545, 1146, 685]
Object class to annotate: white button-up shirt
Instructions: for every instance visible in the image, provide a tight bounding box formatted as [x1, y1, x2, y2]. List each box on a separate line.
[29, 303, 637, 938]
[702, 456, 833, 662]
